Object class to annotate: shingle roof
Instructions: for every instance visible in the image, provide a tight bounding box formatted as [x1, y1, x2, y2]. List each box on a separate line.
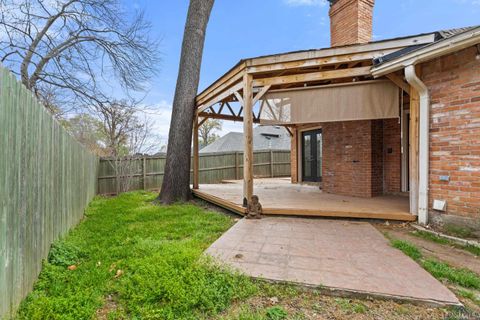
[373, 26, 480, 66]
[437, 27, 478, 39]
[199, 126, 291, 154]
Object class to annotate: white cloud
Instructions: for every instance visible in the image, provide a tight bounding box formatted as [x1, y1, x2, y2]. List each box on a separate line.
[283, 0, 328, 7]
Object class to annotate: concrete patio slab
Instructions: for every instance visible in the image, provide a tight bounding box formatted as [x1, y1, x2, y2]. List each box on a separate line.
[205, 217, 460, 306]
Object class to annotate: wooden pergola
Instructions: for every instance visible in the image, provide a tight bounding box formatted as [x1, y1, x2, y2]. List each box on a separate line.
[193, 33, 436, 211]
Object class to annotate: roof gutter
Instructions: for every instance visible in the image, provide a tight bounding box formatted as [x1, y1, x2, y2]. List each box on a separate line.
[405, 65, 429, 225]
[371, 27, 480, 77]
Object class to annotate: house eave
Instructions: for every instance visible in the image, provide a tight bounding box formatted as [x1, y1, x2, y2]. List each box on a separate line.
[371, 27, 480, 77]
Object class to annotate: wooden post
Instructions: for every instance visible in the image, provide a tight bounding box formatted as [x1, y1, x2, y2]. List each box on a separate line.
[409, 86, 419, 215]
[243, 73, 254, 206]
[193, 113, 200, 190]
[142, 156, 147, 190]
[270, 150, 274, 178]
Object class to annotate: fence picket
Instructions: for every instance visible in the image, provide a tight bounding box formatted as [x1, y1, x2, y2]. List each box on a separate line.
[97, 150, 291, 195]
[0, 67, 99, 317]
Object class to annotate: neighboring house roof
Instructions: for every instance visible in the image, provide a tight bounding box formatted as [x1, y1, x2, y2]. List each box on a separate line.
[200, 126, 291, 154]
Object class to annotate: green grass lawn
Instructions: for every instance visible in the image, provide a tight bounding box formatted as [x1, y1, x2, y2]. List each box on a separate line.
[16, 192, 255, 320]
[16, 192, 460, 320]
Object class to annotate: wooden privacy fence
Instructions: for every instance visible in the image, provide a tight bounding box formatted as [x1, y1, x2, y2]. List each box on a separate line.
[0, 67, 99, 317]
[98, 150, 291, 195]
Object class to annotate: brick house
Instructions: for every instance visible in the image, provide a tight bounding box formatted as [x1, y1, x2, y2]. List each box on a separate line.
[192, 0, 480, 234]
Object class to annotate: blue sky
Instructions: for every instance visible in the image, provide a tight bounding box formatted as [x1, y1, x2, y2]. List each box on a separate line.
[127, 0, 480, 140]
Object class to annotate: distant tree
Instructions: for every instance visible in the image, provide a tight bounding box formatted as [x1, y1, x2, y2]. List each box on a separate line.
[95, 99, 152, 157]
[199, 119, 222, 147]
[158, 0, 214, 204]
[94, 99, 156, 194]
[63, 113, 107, 156]
[0, 0, 159, 113]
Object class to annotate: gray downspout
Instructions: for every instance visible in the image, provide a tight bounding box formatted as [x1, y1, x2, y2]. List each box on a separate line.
[405, 65, 430, 225]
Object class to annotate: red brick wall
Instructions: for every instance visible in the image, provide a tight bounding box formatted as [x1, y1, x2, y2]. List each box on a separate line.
[290, 119, 402, 197]
[329, 0, 374, 47]
[322, 120, 384, 197]
[421, 46, 480, 219]
[383, 118, 402, 193]
[371, 120, 384, 196]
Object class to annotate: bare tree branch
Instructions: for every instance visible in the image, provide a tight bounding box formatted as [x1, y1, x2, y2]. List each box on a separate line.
[0, 0, 160, 114]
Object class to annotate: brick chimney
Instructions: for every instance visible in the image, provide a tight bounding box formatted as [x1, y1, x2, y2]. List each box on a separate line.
[329, 0, 375, 47]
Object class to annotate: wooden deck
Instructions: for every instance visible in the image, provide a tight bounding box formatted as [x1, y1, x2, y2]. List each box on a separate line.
[193, 178, 415, 221]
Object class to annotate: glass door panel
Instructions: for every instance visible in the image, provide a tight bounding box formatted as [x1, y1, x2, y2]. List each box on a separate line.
[302, 129, 322, 182]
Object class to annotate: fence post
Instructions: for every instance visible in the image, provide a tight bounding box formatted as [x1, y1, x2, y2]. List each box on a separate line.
[142, 157, 147, 190]
[270, 150, 274, 177]
[234, 152, 239, 180]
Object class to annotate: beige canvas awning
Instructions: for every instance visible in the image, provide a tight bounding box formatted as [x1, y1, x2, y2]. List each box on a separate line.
[259, 80, 400, 125]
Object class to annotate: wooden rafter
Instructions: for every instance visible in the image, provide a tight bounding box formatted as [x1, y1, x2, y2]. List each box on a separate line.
[284, 126, 293, 137]
[217, 102, 225, 114]
[198, 82, 243, 113]
[252, 66, 371, 87]
[198, 112, 261, 124]
[386, 73, 411, 95]
[198, 117, 208, 127]
[225, 102, 236, 116]
[197, 62, 245, 104]
[233, 91, 244, 106]
[252, 85, 271, 106]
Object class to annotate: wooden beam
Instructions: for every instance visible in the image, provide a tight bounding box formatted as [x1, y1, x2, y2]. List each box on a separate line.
[284, 126, 293, 137]
[252, 66, 371, 87]
[192, 189, 247, 215]
[409, 86, 419, 215]
[217, 102, 225, 114]
[252, 85, 271, 106]
[237, 106, 243, 117]
[197, 82, 243, 112]
[233, 91, 244, 106]
[225, 102, 236, 117]
[193, 113, 200, 190]
[198, 112, 261, 123]
[386, 73, 411, 95]
[196, 62, 245, 104]
[261, 208, 416, 221]
[198, 117, 208, 127]
[246, 34, 435, 67]
[243, 73, 254, 206]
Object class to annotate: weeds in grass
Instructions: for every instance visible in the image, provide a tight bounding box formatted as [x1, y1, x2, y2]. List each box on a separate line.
[265, 306, 288, 320]
[334, 298, 368, 314]
[464, 245, 480, 257]
[390, 239, 422, 261]
[457, 289, 480, 306]
[411, 230, 450, 245]
[388, 237, 480, 291]
[47, 241, 84, 267]
[422, 260, 480, 290]
[411, 230, 480, 257]
[443, 224, 473, 239]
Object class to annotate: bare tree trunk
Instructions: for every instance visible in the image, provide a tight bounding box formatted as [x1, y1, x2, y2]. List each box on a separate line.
[158, 0, 214, 204]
